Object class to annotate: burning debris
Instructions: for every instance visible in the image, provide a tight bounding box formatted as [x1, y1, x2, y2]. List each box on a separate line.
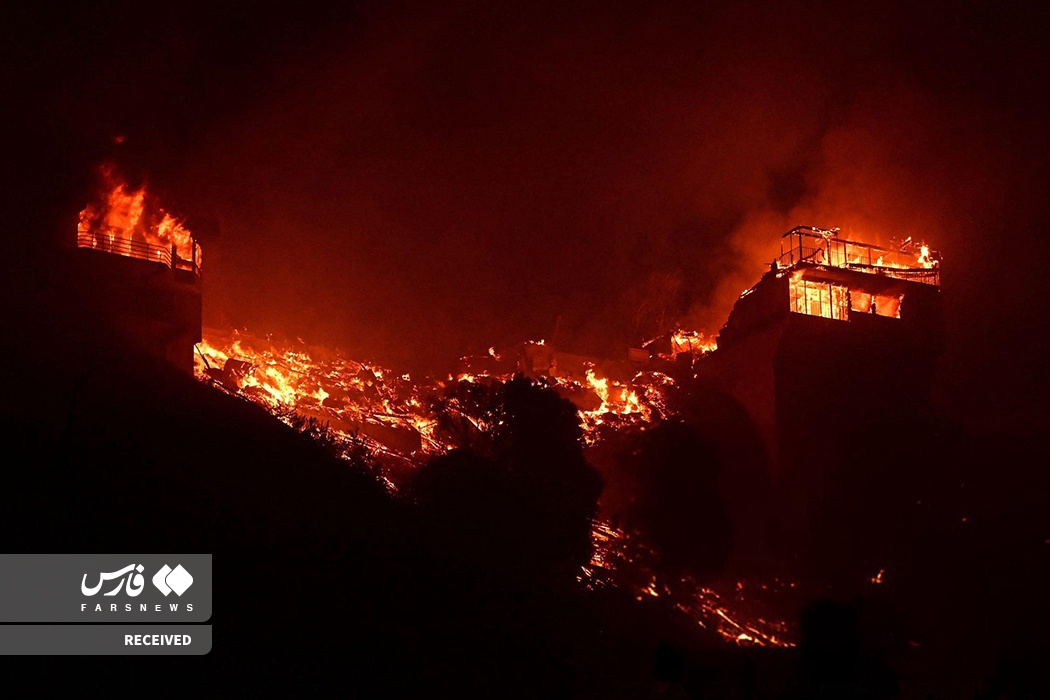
[194, 329, 679, 460]
[641, 329, 718, 362]
[192, 329, 794, 647]
[195, 331, 445, 467]
[584, 522, 795, 648]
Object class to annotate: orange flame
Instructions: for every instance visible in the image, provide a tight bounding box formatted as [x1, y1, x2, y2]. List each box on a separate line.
[78, 164, 199, 265]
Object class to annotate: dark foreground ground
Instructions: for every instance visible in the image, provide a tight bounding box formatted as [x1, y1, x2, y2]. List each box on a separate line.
[0, 280, 1046, 699]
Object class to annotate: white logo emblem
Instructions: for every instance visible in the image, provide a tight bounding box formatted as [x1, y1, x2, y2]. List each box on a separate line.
[152, 564, 194, 596]
[81, 564, 146, 597]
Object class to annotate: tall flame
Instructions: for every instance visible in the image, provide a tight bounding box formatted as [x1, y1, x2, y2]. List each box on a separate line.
[78, 164, 198, 264]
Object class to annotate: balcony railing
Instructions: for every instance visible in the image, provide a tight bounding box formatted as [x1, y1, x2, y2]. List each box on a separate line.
[77, 229, 202, 277]
[778, 226, 939, 286]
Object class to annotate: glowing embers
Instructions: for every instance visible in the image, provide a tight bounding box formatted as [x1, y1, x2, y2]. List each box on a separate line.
[582, 523, 795, 648]
[788, 275, 849, 321]
[195, 331, 675, 458]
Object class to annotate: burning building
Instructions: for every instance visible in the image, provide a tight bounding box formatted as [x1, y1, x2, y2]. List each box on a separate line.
[71, 168, 203, 373]
[696, 226, 943, 552]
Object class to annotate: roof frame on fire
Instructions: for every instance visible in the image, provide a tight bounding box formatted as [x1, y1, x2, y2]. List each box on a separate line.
[776, 225, 940, 286]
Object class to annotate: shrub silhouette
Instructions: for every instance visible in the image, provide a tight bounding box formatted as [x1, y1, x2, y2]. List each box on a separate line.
[409, 375, 603, 579]
[617, 421, 732, 581]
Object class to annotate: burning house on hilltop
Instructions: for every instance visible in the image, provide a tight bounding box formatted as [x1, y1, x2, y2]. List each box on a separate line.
[695, 226, 943, 544]
[71, 168, 203, 373]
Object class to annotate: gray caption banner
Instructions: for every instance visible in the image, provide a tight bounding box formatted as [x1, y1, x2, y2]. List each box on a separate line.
[0, 554, 211, 622]
[0, 625, 211, 655]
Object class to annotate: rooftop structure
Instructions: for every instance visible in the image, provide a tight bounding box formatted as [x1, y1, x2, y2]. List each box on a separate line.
[695, 226, 944, 565]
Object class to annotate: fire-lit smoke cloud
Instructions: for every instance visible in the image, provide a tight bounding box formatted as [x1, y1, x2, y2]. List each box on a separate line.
[176, 4, 841, 358]
[685, 77, 1050, 430]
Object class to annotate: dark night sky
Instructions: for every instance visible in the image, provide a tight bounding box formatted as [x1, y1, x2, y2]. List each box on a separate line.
[3, 0, 1049, 429]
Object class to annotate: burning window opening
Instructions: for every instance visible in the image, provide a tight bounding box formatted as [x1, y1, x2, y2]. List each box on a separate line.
[789, 276, 851, 321]
[77, 165, 202, 276]
[851, 291, 905, 318]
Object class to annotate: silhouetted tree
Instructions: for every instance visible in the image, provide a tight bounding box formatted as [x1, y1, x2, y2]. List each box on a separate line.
[625, 270, 686, 341]
[408, 448, 516, 565]
[409, 375, 603, 579]
[616, 421, 732, 581]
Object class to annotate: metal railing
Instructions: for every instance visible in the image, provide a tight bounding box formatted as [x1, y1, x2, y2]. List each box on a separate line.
[77, 229, 202, 277]
[778, 226, 939, 286]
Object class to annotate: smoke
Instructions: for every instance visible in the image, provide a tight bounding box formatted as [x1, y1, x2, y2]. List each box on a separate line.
[687, 82, 984, 331]
[174, 3, 837, 358]
[686, 75, 1050, 427]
